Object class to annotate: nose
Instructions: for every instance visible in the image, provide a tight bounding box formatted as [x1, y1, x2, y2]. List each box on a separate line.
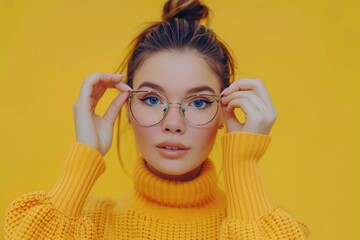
[161, 103, 186, 134]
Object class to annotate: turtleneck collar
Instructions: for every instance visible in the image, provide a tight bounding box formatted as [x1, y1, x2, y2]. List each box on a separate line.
[133, 159, 217, 208]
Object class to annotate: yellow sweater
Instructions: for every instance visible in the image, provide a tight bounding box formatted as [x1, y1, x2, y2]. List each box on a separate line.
[5, 132, 309, 239]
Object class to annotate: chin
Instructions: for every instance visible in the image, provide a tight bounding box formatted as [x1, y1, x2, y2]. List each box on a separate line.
[160, 159, 193, 174]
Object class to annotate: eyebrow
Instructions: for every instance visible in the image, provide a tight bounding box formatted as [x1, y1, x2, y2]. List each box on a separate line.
[137, 81, 216, 95]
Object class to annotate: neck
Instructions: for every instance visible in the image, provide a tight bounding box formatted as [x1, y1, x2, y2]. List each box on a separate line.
[145, 161, 203, 182]
[133, 159, 218, 207]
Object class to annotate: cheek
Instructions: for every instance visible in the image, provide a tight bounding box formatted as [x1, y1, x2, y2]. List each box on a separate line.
[132, 126, 154, 146]
[191, 124, 219, 151]
[131, 124, 163, 160]
[193, 114, 222, 151]
[127, 105, 151, 144]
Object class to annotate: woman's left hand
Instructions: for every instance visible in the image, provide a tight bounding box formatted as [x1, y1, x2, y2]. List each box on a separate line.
[220, 78, 278, 135]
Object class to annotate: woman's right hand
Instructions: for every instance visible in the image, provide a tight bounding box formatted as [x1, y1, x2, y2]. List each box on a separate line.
[73, 73, 132, 156]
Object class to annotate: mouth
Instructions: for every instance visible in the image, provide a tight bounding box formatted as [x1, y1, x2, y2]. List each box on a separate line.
[156, 142, 190, 159]
[156, 141, 190, 150]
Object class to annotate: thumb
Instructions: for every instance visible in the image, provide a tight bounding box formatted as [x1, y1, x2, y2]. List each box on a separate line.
[102, 91, 130, 126]
[222, 106, 243, 132]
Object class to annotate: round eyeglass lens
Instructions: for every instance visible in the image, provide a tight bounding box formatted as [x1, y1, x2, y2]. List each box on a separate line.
[182, 95, 219, 126]
[129, 91, 167, 126]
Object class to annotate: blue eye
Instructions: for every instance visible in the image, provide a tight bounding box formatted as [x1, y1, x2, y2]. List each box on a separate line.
[141, 96, 161, 106]
[190, 99, 213, 109]
[193, 100, 204, 108]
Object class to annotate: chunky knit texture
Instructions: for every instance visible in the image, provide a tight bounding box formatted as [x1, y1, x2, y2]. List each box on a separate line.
[5, 132, 309, 239]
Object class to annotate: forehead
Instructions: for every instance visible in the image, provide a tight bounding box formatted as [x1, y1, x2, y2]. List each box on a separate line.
[132, 50, 221, 96]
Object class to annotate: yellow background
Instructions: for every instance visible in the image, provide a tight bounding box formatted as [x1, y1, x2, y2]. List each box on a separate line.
[1, 0, 359, 239]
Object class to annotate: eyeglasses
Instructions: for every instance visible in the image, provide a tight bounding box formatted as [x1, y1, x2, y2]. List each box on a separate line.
[128, 90, 221, 127]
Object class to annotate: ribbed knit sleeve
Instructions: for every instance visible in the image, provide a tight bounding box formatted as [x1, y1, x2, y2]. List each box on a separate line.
[219, 132, 309, 239]
[4, 142, 105, 240]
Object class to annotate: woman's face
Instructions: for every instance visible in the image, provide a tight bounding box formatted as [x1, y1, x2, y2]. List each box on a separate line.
[129, 50, 222, 181]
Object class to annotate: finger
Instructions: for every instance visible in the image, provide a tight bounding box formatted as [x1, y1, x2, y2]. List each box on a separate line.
[221, 90, 266, 111]
[92, 81, 132, 101]
[224, 98, 263, 133]
[79, 73, 123, 103]
[221, 78, 273, 107]
[115, 82, 133, 92]
[102, 91, 130, 125]
[89, 82, 132, 114]
[225, 98, 259, 116]
[89, 89, 106, 113]
[221, 105, 244, 130]
[91, 82, 113, 98]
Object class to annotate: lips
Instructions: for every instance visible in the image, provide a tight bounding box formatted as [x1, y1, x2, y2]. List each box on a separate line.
[156, 141, 190, 159]
[156, 142, 190, 150]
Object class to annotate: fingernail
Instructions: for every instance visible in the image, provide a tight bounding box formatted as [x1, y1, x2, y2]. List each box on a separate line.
[116, 82, 128, 88]
[122, 83, 132, 91]
[220, 88, 228, 96]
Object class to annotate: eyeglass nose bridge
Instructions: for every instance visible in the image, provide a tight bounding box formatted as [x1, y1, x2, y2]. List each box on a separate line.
[164, 102, 186, 116]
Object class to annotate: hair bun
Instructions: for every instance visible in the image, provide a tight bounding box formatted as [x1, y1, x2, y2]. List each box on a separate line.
[162, 0, 209, 23]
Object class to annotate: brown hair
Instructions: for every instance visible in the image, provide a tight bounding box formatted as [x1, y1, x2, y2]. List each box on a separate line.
[115, 0, 236, 171]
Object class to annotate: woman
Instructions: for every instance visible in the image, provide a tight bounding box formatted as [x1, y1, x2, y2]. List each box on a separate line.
[5, 0, 309, 239]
